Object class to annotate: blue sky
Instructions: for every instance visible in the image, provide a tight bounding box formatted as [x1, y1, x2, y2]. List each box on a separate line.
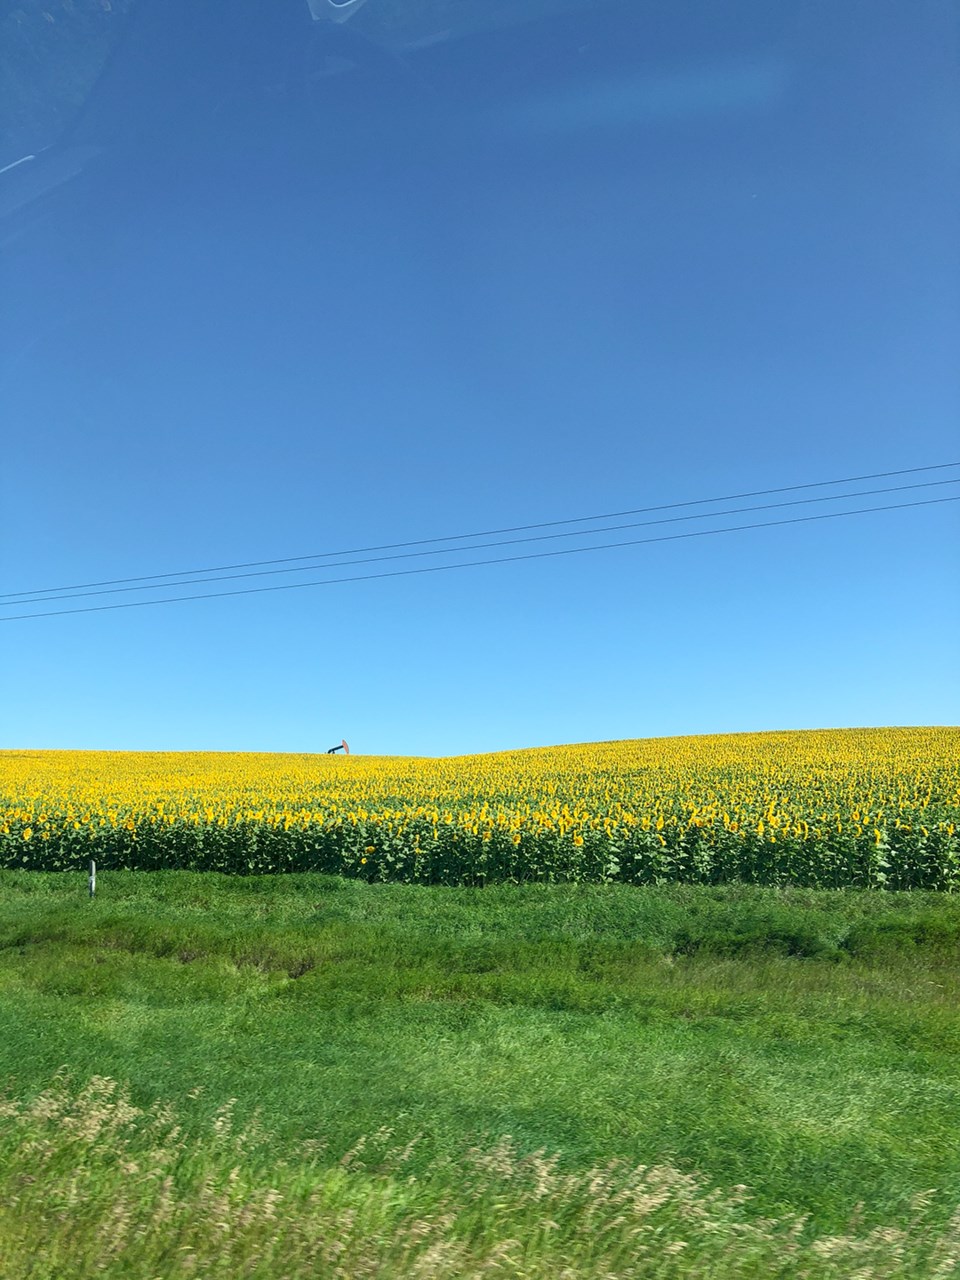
[2, 0, 958, 756]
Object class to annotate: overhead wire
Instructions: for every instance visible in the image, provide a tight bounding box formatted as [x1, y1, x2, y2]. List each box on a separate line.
[2, 492, 957, 622]
[2, 459, 958, 602]
[4, 474, 958, 607]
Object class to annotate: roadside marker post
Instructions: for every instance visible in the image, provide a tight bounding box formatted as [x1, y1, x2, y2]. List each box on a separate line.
[89, 859, 96, 899]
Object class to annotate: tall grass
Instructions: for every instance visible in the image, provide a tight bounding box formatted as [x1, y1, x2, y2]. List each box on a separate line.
[2, 1074, 958, 1279]
[2, 874, 959, 1276]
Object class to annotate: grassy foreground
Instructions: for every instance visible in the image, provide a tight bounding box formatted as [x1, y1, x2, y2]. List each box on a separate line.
[1, 873, 959, 1277]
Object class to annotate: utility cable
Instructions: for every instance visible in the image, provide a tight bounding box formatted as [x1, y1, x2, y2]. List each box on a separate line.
[2, 493, 956, 622]
[5, 475, 958, 607]
[2, 459, 957, 601]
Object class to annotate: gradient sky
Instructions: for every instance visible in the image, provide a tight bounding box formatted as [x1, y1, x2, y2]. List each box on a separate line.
[2, 0, 958, 756]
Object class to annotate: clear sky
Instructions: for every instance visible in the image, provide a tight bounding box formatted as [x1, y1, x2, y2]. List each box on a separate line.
[2, 0, 958, 756]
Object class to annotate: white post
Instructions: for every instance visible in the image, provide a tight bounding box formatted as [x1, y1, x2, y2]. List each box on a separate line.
[89, 859, 96, 898]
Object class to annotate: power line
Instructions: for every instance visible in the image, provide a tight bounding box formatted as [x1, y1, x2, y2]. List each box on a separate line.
[2, 494, 956, 622]
[3, 459, 957, 601]
[5, 475, 958, 607]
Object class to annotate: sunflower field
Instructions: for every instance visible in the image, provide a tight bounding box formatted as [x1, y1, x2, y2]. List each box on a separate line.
[1, 728, 957, 888]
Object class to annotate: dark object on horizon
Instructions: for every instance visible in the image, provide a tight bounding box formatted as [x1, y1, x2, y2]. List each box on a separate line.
[326, 739, 350, 754]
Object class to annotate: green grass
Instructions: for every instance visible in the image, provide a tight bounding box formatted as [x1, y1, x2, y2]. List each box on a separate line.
[1, 873, 959, 1277]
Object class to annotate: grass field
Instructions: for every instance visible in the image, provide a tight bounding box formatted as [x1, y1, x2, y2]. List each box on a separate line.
[1, 871, 959, 1277]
